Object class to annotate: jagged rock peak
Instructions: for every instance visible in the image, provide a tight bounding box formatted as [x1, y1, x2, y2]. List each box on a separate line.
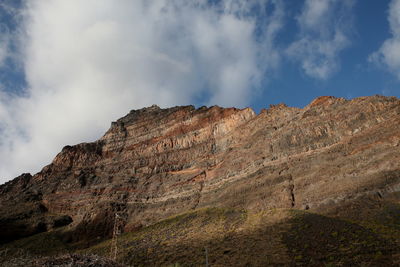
[105, 104, 255, 133]
[307, 95, 344, 108]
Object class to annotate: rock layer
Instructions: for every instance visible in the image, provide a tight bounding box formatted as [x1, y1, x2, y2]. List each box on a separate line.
[1, 95, 399, 242]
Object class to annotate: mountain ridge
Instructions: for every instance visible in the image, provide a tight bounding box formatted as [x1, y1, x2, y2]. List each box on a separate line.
[0, 95, 400, 265]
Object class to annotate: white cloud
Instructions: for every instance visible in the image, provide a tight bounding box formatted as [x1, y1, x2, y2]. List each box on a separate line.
[369, 0, 400, 79]
[287, 0, 354, 80]
[0, 0, 284, 183]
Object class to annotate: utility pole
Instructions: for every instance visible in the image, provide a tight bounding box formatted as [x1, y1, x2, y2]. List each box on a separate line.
[110, 213, 123, 261]
[205, 247, 209, 267]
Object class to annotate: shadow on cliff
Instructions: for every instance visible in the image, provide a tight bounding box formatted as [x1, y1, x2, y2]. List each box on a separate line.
[83, 204, 400, 266]
[1, 202, 400, 266]
[282, 211, 398, 266]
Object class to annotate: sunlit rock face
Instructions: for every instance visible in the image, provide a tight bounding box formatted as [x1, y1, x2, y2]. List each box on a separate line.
[1, 95, 399, 242]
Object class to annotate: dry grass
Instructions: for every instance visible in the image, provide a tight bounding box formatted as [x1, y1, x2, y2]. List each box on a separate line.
[1, 200, 400, 266]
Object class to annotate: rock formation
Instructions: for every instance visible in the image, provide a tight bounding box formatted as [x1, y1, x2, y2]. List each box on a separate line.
[0, 95, 399, 245]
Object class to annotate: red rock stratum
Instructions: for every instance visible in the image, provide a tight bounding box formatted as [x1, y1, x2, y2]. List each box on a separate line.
[1, 95, 399, 244]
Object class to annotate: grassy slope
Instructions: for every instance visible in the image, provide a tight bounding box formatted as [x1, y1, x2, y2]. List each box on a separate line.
[1, 197, 400, 266]
[83, 207, 292, 266]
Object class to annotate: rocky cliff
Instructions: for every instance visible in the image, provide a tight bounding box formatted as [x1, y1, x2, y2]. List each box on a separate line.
[0, 95, 399, 248]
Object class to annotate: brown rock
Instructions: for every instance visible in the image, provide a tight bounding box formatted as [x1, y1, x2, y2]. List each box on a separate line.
[0, 95, 399, 243]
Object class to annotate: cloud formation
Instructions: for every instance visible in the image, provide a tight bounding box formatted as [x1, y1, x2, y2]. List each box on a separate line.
[369, 0, 400, 79]
[0, 0, 284, 182]
[287, 0, 354, 79]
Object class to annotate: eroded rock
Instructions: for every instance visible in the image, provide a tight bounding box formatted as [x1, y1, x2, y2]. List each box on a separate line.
[0, 96, 399, 243]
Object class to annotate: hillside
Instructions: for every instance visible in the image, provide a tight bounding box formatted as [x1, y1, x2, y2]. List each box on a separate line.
[0, 95, 399, 266]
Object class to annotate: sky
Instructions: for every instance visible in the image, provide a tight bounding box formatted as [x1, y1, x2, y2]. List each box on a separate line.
[0, 0, 399, 183]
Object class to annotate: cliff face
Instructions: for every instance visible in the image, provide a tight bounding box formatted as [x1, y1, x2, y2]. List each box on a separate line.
[1, 95, 400, 243]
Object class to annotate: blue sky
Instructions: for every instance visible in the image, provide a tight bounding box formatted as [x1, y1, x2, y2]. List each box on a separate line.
[254, 0, 398, 110]
[0, 0, 399, 182]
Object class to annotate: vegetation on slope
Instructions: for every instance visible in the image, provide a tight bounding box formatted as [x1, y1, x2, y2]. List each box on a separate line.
[1, 196, 399, 266]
